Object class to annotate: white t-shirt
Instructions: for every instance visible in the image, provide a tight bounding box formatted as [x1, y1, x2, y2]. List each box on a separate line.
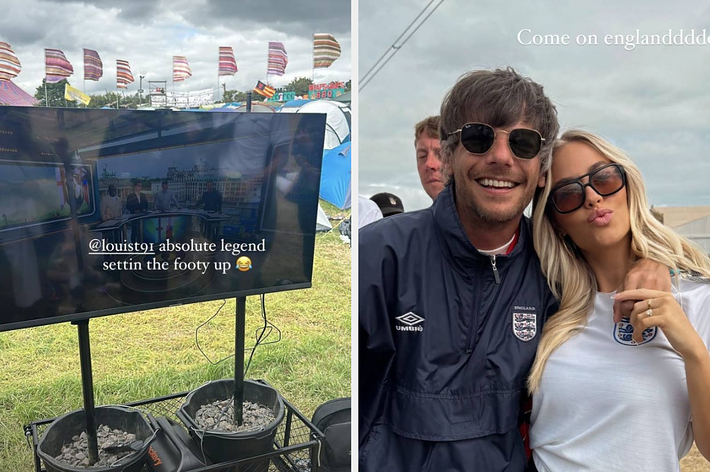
[359, 196, 383, 228]
[530, 278, 710, 472]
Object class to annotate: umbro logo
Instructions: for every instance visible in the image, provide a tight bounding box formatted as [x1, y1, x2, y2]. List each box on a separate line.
[395, 312, 424, 332]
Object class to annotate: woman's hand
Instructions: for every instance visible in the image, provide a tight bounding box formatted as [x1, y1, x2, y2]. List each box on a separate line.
[614, 288, 706, 358]
[613, 259, 671, 323]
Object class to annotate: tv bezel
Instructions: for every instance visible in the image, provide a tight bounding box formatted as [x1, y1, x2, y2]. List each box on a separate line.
[0, 107, 326, 333]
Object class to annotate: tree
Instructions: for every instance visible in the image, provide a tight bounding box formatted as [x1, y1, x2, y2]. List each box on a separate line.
[345, 79, 351, 92]
[223, 89, 249, 103]
[283, 77, 313, 96]
[34, 79, 77, 107]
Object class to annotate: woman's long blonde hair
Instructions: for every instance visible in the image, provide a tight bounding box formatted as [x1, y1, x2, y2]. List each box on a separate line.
[527, 129, 710, 393]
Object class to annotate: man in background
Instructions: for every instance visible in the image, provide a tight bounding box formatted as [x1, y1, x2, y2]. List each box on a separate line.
[195, 181, 222, 213]
[101, 184, 123, 221]
[154, 180, 180, 211]
[126, 181, 147, 243]
[414, 116, 444, 201]
[370, 192, 404, 217]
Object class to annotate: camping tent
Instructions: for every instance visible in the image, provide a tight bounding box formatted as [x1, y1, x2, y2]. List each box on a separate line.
[316, 204, 332, 232]
[279, 99, 351, 151]
[0, 81, 38, 106]
[320, 142, 351, 209]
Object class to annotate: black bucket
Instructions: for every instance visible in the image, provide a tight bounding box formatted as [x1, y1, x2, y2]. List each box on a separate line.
[177, 379, 284, 471]
[37, 405, 156, 472]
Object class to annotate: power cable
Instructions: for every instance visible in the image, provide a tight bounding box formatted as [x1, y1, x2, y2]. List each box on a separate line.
[360, 0, 445, 91]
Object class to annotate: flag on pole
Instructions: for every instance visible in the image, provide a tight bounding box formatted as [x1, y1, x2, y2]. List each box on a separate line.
[0, 42, 21, 81]
[313, 34, 341, 69]
[173, 55, 191, 82]
[253, 80, 275, 98]
[83, 48, 102, 81]
[218, 47, 238, 76]
[116, 60, 134, 89]
[64, 83, 91, 105]
[45, 48, 73, 83]
[267, 41, 288, 76]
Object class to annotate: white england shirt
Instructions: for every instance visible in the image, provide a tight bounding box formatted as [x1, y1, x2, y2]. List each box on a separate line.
[530, 278, 710, 472]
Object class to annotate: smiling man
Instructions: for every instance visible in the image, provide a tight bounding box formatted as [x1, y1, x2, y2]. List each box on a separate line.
[414, 116, 445, 200]
[359, 68, 561, 472]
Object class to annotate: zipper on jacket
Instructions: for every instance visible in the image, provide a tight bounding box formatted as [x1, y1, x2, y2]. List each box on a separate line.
[490, 255, 501, 284]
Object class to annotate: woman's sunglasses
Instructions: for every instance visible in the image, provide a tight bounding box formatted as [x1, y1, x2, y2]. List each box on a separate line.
[548, 163, 626, 214]
[447, 122, 545, 160]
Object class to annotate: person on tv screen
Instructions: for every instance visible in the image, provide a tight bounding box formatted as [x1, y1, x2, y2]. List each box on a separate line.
[154, 180, 180, 212]
[126, 181, 148, 214]
[528, 130, 710, 471]
[194, 181, 222, 213]
[100, 184, 123, 221]
[126, 181, 147, 243]
[358, 68, 672, 472]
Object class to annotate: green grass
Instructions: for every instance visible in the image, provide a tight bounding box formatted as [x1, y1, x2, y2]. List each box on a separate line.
[0, 231, 350, 470]
[319, 199, 349, 220]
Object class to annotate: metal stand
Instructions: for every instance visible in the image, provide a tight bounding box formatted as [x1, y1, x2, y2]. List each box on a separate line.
[246, 91, 252, 112]
[234, 296, 246, 425]
[72, 319, 99, 464]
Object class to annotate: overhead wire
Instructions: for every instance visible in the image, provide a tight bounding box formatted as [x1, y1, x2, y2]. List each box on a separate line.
[359, 0, 445, 91]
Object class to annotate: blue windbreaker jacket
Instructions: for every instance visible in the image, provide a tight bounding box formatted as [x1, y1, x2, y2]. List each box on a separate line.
[359, 184, 558, 472]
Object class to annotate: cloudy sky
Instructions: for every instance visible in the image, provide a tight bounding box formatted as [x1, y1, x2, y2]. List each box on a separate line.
[2, 0, 350, 100]
[359, 0, 710, 211]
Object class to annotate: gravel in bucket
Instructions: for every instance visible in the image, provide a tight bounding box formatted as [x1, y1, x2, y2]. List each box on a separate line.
[54, 425, 139, 468]
[194, 397, 276, 433]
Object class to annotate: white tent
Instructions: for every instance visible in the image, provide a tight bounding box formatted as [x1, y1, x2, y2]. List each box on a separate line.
[316, 203, 332, 232]
[280, 100, 351, 151]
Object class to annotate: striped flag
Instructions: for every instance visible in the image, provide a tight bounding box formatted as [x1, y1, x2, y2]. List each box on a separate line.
[267, 41, 288, 77]
[0, 42, 21, 81]
[45, 48, 73, 83]
[313, 34, 341, 69]
[83, 48, 102, 81]
[253, 80, 275, 98]
[173, 55, 191, 82]
[116, 59, 134, 89]
[218, 46, 238, 76]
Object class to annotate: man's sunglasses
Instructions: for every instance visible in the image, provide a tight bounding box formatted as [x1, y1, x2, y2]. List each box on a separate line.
[548, 163, 626, 214]
[447, 122, 545, 160]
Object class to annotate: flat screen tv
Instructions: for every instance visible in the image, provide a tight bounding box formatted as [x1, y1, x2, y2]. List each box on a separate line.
[0, 107, 326, 332]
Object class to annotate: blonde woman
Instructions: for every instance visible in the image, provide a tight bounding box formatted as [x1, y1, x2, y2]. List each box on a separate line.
[528, 130, 710, 471]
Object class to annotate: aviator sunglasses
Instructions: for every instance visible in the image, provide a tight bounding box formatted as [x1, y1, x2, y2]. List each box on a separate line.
[548, 163, 626, 214]
[447, 122, 545, 160]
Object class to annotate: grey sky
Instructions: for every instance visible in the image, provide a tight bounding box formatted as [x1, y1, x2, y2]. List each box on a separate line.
[2, 0, 350, 99]
[359, 0, 710, 211]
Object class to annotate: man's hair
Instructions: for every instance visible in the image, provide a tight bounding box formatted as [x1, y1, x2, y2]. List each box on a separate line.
[162, 180, 169, 186]
[439, 68, 559, 177]
[133, 181, 141, 188]
[414, 116, 440, 145]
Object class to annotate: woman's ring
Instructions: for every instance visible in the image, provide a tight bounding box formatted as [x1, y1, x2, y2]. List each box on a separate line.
[647, 299, 652, 310]
[646, 308, 653, 317]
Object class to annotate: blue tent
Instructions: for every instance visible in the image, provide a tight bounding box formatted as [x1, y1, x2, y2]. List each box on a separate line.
[320, 142, 351, 209]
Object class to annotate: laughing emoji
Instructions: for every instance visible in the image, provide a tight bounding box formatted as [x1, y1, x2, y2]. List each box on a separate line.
[236, 256, 252, 272]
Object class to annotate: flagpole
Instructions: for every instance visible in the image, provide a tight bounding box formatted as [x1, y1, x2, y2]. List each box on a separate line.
[312, 35, 315, 83]
[44, 79, 48, 107]
[217, 48, 220, 103]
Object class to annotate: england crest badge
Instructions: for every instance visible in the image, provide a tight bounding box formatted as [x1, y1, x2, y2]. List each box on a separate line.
[614, 318, 657, 346]
[512, 312, 537, 342]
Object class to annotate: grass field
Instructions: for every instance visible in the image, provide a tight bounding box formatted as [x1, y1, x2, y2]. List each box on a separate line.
[0, 225, 350, 470]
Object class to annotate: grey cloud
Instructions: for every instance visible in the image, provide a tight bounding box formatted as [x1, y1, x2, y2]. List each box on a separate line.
[180, 0, 351, 38]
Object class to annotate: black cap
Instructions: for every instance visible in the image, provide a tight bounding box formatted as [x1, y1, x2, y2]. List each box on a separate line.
[370, 192, 404, 217]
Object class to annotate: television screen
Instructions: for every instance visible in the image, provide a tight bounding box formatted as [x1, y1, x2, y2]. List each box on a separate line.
[0, 107, 326, 332]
